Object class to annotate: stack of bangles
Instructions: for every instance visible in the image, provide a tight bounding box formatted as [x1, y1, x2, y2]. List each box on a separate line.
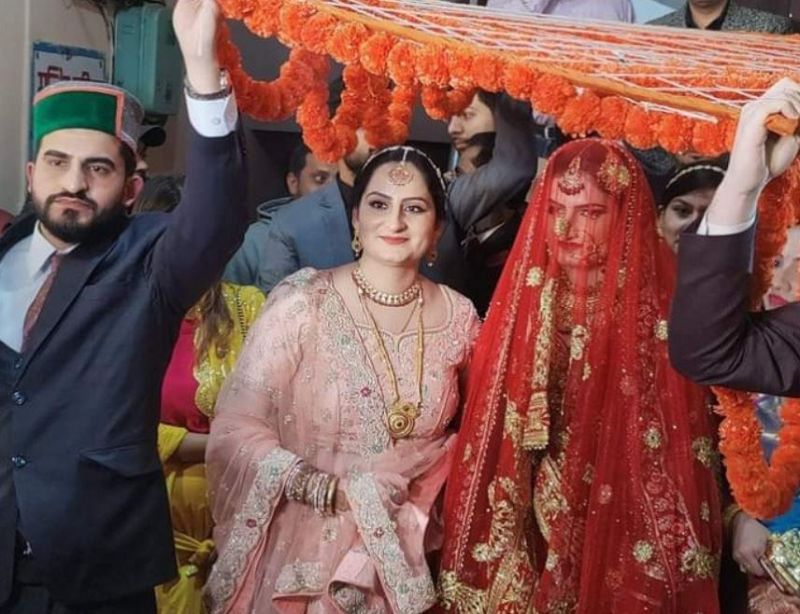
[285, 461, 339, 516]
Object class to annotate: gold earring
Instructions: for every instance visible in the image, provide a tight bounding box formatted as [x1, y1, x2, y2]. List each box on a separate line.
[427, 249, 438, 267]
[351, 232, 363, 258]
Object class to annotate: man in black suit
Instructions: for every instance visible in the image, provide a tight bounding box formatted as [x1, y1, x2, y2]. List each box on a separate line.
[0, 1, 248, 612]
[669, 78, 800, 577]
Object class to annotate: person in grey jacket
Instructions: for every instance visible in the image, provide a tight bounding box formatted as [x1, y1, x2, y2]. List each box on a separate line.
[649, 0, 792, 33]
[223, 143, 336, 288]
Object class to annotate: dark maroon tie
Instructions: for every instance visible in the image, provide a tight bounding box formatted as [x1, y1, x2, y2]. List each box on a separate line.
[22, 253, 64, 351]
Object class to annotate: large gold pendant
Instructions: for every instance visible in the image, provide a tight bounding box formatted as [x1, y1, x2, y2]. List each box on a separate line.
[386, 401, 420, 439]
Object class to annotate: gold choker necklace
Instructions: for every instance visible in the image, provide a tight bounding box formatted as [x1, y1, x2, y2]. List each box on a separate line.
[352, 266, 421, 307]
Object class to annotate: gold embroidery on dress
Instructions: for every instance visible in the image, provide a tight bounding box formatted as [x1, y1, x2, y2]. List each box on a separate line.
[438, 571, 487, 614]
[472, 477, 520, 563]
[569, 325, 588, 362]
[691, 437, 716, 469]
[700, 502, 710, 522]
[526, 281, 555, 451]
[533, 457, 568, 542]
[275, 561, 325, 593]
[504, 400, 523, 449]
[462, 443, 473, 464]
[654, 319, 668, 341]
[643, 426, 663, 450]
[526, 267, 544, 288]
[680, 545, 717, 580]
[582, 363, 592, 382]
[633, 540, 655, 564]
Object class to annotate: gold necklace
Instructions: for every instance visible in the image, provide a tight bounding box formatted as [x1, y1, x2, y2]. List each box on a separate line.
[353, 266, 421, 307]
[358, 292, 425, 439]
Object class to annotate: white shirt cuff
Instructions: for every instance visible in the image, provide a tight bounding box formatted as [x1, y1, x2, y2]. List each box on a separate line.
[696, 213, 756, 236]
[185, 92, 238, 138]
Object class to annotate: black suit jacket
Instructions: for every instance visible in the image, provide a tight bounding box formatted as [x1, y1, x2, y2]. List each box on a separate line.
[669, 224, 800, 396]
[0, 126, 247, 604]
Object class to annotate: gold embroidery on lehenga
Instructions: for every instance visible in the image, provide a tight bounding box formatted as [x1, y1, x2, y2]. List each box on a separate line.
[533, 457, 568, 542]
[633, 540, 655, 564]
[644, 426, 663, 450]
[504, 400, 523, 448]
[526, 267, 544, 288]
[473, 477, 520, 563]
[700, 502, 710, 522]
[525, 279, 556, 451]
[438, 572, 487, 614]
[691, 437, 716, 469]
[654, 319, 668, 341]
[680, 546, 717, 580]
[569, 325, 588, 362]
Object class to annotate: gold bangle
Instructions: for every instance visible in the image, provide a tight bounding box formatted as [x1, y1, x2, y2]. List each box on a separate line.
[326, 476, 339, 516]
[723, 503, 742, 536]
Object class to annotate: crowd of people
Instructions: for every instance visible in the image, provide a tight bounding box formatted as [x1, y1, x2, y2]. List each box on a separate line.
[1, 0, 800, 613]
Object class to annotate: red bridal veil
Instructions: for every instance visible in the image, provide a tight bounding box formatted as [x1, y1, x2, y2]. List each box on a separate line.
[438, 139, 722, 613]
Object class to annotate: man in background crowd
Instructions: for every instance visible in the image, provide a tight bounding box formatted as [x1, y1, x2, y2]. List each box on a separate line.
[650, 0, 792, 33]
[224, 142, 337, 288]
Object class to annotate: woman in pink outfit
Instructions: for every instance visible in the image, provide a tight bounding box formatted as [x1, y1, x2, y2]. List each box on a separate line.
[205, 146, 480, 613]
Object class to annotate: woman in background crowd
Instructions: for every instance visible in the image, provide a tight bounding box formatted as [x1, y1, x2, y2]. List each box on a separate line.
[657, 157, 728, 253]
[205, 146, 479, 613]
[439, 139, 722, 613]
[133, 178, 265, 613]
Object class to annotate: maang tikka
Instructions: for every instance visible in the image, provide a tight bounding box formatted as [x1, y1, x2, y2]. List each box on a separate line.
[387, 148, 415, 186]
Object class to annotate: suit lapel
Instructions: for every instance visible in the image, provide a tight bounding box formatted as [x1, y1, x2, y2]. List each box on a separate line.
[24, 231, 119, 360]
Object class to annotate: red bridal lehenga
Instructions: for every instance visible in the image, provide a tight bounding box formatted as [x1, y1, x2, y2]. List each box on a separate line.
[438, 139, 722, 614]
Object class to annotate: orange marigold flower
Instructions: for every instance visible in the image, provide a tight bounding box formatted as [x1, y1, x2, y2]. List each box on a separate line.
[530, 74, 574, 116]
[558, 91, 601, 137]
[503, 62, 537, 101]
[623, 105, 656, 149]
[593, 97, 630, 141]
[447, 88, 475, 116]
[472, 54, 504, 92]
[445, 48, 475, 89]
[387, 41, 419, 85]
[278, 3, 316, 46]
[691, 120, 727, 157]
[328, 22, 370, 65]
[301, 13, 337, 54]
[417, 45, 450, 88]
[359, 32, 396, 76]
[654, 113, 693, 155]
[217, 0, 246, 19]
[244, 4, 280, 38]
[420, 86, 449, 121]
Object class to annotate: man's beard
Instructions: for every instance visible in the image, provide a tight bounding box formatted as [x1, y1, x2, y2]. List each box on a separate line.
[33, 190, 127, 245]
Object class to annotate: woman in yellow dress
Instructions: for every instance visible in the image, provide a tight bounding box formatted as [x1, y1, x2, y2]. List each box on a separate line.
[133, 178, 265, 613]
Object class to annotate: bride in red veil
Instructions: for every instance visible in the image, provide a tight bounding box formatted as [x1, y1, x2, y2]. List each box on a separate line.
[438, 139, 722, 613]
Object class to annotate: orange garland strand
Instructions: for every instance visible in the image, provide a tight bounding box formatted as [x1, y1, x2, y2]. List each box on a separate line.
[216, 0, 741, 158]
[713, 161, 800, 520]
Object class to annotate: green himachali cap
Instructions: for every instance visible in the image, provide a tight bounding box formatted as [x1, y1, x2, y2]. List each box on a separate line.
[33, 81, 144, 151]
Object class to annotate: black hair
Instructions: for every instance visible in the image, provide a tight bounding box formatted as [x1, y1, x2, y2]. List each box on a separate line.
[120, 143, 137, 178]
[475, 90, 499, 111]
[351, 147, 447, 223]
[660, 155, 729, 211]
[132, 175, 185, 214]
[464, 131, 497, 169]
[288, 143, 312, 177]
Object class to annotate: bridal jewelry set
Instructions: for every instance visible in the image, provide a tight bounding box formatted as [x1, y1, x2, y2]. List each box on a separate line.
[352, 265, 425, 440]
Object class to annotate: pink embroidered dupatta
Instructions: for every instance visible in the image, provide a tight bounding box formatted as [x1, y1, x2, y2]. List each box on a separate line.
[205, 268, 479, 613]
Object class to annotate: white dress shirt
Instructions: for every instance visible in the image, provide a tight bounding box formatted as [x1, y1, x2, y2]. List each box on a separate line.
[0, 92, 238, 352]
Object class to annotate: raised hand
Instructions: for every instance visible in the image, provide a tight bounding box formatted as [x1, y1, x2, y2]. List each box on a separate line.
[728, 78, 800, 197]
[173, 0, 222, 95]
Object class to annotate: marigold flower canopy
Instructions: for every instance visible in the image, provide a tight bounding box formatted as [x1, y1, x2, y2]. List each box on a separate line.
[218, 0, 800, 521]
